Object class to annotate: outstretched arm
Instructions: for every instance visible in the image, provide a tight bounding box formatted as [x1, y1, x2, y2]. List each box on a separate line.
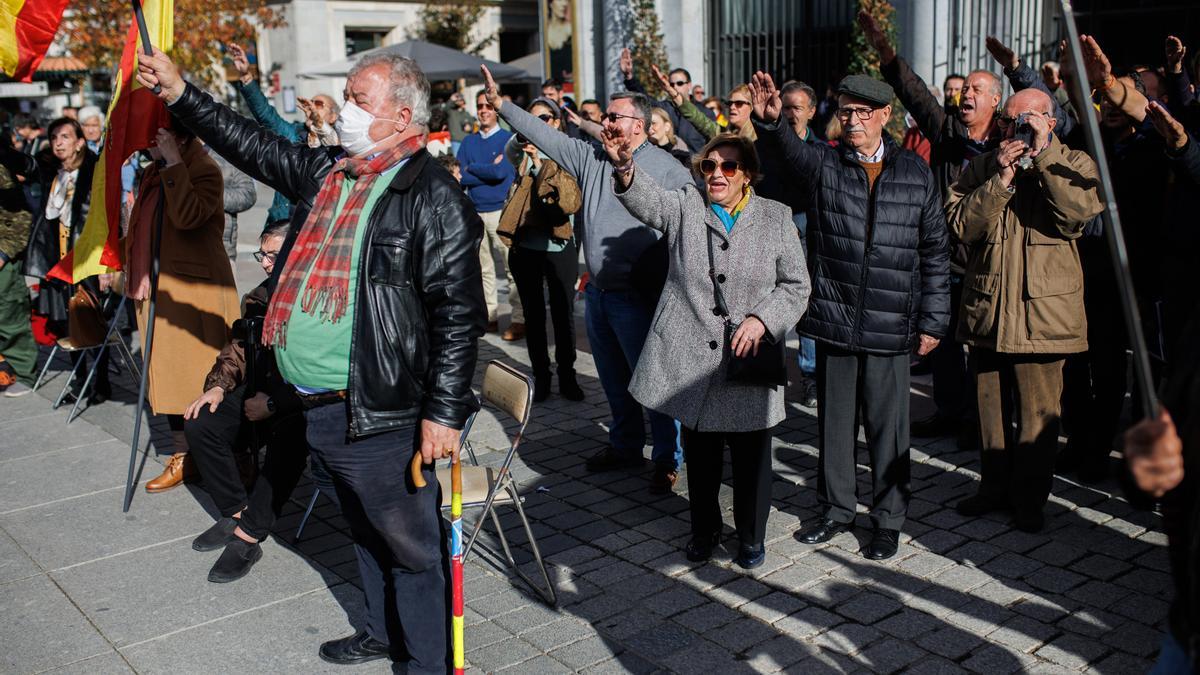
[749, 71, 822, 192]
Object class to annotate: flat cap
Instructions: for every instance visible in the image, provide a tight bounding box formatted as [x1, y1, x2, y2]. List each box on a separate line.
[836, 74, 895, 107]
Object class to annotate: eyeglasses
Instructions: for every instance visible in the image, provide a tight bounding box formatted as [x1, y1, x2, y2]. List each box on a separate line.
[724, 99, 751, 109]
[477, 103, 495, 111]
[670, 80, 689, 87]
[252, 250, 278, 263]
[602, 112, 641, 124]
[835, 106, 878, 121]
[700, 159, 741, 177]
[536, 113, 555, 122]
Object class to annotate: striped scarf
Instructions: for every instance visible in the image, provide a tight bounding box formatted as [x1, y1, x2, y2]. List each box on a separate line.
[262, 136, 424, 348]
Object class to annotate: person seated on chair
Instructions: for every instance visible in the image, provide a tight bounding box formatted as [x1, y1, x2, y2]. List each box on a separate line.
[182, 223, 328, 583]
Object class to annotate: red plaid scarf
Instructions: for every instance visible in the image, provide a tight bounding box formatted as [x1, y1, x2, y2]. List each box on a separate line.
[263, 136, 424, 348]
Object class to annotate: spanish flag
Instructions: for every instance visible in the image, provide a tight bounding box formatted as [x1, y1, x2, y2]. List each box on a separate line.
[49, 0, 173, 283]
[0, 0, 69, 82]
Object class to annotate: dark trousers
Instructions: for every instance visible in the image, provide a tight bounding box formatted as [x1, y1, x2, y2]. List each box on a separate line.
[304, 403, 448, 674]
[509, 241, 578, 378]
[972, 349, 1065, 513]
[1061, 280, 1128, 468]
[815, 344, 910, 530]
[0, 263, 36, 381]
[930, 279, 971, 421]
[682, 426, 773, 547]
[184, 384, 310, 541]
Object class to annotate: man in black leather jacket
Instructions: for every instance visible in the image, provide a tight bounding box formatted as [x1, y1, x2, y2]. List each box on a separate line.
[137, 48, 485, 673]
[751, 72, 950, 562]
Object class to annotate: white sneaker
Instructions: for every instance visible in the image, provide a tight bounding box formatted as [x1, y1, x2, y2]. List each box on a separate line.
[3, 382, 32, 398]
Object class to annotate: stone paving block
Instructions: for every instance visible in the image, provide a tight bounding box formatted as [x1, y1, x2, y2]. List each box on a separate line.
[1028, 541, 1087, 567]
[910, 529, 968, 554]
[0, 439, 131, 513]
[856, 637, 928, 672]
[739, 590, 806, 625]
[0, 411, 114, 462]
[498, 654, 575, 673]
[643, 584, 708, 618]
[953, 518, 1010, 541]
[874, 607, 943, 640]
[797, 577, 862, 608]
[1132, 546, 1172, 573]
[581, 558, 642, 587]
[944, 599, 1017, 636]
[969, 579, 1031, 608]
[1090, 650, 1154, 674]
[705, 575, 772, 608]
[44, 651, 135, 674]
[1109, 591, 1170, 626]
[905, 655, 971, 674]
[1057, 606, 1122, 638]
[962, 644, 1039, 674]
[548, 634, 624, 670]
[490, 602, 564, 635]
[834, 590, 902, 625]
[741, 635, 817, 672]
[932, 563, 993, 593]
[0, 574, 111, 673]
[1024, 566, 1087, 594]
[982, 551, 1045, 580]
[812, 621, 881, 656]
[570, 590, 634, 623]
[665, 638, 758, 675]
[1034, 632, 1109, 670]
[622, 620, 697, 657]
[593, 607, 662, 641]
[521, 617, 595, 652]
[1069, 579, 1133, 611]
[467, 636, 543, 672]
[702, 616, 778, 653]
[774, 605, 841, 640]
[615, 538, 677, 565]
[905, 583, 974, 619]
[898, 550, 957, 578]
[1101, 621, 1163, 657]
[1071, 553, 1132, 581]
[1115, 568, 1175, 598]
[1012, 593, 1076, 624]
[671, 600, 742, 633]
[985, 615, 1058, 654]
[760, 560, 826, 592]
[580, 652, 660, 674]
[0, 528, 40, 585]
[610, 571, 675, 603]
[988, 529, 1051, 553]
[945, 540, 1004, 567]
[917, 625, 985, 660]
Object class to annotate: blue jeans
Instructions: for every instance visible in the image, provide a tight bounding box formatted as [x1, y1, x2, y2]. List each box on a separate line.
[584, 284, 683, 469]
[1151, 633, 1195, 675]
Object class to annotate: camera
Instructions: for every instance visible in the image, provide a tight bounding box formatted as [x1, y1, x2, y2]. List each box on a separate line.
[1011, 112, 1035, 169]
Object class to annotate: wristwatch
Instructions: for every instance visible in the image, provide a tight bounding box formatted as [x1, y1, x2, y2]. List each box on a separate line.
[265, 397, 276, 414]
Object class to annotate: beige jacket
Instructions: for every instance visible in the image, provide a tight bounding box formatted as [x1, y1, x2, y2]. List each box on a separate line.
[945, 135, 1102, 354]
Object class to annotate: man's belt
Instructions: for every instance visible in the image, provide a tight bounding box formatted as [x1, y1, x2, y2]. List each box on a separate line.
[296, 389, 348, 409]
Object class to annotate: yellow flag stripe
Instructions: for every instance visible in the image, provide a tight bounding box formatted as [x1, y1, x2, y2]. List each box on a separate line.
[0, 0, 29, 78]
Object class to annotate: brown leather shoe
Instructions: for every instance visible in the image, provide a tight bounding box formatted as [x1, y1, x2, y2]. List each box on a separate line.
[502, 322, 526, 341]
[146, 452, 197, 493]
[485, 320, 499, 333]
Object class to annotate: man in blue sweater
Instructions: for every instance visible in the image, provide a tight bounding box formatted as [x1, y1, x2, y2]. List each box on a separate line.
[457, 92, 520, 337]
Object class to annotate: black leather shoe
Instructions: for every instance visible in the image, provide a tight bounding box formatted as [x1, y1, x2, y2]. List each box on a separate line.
[797, 518, 851, 545]
[558, 368, 585, 401]
[192, 517, 238, 552]
[684, 531, 722, 562]
[319, 630, 392, 665]
[533, 373, 551, 402]
[734, 543, 765, 569]
[207, 538, 262, 583]
[584, 447, 645, 472]
[864, 528, 900, 560]
[955, 493, 1007, 517]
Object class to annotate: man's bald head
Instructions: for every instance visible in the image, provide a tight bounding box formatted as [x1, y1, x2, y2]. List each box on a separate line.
[1003, 88, 1053, 118]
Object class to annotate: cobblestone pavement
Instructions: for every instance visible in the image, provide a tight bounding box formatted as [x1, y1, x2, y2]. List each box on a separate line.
[0, 190, 1169, 673]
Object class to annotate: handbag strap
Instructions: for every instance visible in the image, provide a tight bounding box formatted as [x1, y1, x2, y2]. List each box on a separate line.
[706, 227, 731, 322]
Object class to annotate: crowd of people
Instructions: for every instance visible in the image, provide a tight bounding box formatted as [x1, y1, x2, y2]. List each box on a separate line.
[0, 12, 1197, 672]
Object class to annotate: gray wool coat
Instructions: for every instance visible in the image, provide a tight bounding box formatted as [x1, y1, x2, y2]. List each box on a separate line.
[616, 168, 811, 433]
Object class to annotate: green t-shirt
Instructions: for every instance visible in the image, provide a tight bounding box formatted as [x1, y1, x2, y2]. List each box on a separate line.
[276, 162, 403, 390]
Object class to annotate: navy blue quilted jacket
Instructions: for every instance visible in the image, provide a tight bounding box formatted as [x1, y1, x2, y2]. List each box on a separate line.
[755, 118, 951, 355]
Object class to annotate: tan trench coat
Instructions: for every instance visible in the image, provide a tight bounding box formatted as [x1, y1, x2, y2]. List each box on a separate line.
[945, 136, 1103, 354]
[128, 140, 239, 414]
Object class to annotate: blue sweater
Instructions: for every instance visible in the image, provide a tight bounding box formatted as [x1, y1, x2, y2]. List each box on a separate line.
[456, 128, 515, 212]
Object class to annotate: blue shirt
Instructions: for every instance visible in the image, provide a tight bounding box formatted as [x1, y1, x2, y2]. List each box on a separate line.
[456, 127, 515, 212]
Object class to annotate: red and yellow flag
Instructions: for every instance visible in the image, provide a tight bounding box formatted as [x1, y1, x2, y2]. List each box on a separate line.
[0, 0, 70, 82]
[49, 0, 173, 283]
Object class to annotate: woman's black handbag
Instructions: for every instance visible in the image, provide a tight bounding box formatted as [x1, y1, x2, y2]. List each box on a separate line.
[706, 228, 787, 387]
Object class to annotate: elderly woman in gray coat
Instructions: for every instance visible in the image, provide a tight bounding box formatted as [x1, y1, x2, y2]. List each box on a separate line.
[606, 131, 811, 569]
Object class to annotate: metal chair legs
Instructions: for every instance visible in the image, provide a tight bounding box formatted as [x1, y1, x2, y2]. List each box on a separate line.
[31, 345, 59, 392]
[294, 487, 321, 543]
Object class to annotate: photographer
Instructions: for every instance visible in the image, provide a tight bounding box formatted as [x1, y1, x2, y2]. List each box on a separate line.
[946, 89, 1103, 533]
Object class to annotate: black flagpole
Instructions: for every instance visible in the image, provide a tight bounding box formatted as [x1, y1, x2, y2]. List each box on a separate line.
[122, 0, 164, 512]
[1056, 0, 1159, 419]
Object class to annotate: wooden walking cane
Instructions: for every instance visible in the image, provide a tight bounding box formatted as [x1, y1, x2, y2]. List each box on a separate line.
[1056, 0, 1159, 420]
[409, 450, 465, 673]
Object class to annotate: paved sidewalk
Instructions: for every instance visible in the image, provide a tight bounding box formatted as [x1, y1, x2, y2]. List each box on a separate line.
[0, 187, 1171, 673]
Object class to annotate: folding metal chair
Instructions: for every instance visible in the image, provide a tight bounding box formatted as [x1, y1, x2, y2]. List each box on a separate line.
[435, 360, 556, 605]
[31, 294, 140, 423]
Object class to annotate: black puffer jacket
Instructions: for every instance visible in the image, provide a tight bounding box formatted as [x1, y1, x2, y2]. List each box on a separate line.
[755, 118, 950, 354]
[169, 83, 486, 438]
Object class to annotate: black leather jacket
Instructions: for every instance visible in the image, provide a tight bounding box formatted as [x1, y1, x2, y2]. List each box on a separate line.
[169, 83, 486, 438]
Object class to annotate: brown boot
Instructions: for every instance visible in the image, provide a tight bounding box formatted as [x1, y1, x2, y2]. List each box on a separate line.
[502, 322, 525, 341]
[146, 452, 196, 493]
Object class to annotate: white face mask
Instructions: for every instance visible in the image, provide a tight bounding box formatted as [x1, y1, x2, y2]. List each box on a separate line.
[335, 100, 404, 156]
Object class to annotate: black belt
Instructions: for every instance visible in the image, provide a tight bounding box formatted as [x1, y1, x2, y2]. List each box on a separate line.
[296, 389, 348, 409]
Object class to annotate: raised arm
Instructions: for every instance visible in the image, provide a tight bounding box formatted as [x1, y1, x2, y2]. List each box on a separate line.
[676, 98, 721, 141]
[1148, 101, 1200, 184]
[861, 11, 947, 143]
[619, 48, 649, 96]
[749, 71, 822, 192]
[482, 65, 596, 180]
[234, 80, 303, 142]
[1082, 35, 1149, 123]
[605, 125, 685, 236]
[945, 148, 1016, 245]
[986, 36, 1074, 137]
[1164, 36, 1196, 114]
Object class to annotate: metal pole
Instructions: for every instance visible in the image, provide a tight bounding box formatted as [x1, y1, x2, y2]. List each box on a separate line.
[122, 189, 165, 512]
[1055, 0, 1158, 419]
[131, 0, 162, 95]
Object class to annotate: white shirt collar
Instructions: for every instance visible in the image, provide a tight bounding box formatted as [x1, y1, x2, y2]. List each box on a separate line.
[856, 140, 885, 163]
[479, 125, 502, 139]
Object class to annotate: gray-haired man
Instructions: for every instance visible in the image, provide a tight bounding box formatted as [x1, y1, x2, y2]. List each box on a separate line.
[137, 48, 485, 673]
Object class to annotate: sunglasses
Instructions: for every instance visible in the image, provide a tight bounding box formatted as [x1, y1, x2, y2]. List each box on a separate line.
[536, 113, 555, 122]
[477, 103, 495, 111]
[252, 250, 278, 263]
[602, 112, 641, 123]
[724, 99, 751, 109]
[670, 80, 689, 87]
[700, 159, 741, 177]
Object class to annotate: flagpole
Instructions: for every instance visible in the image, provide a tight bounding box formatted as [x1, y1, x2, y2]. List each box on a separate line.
[122, 0, 163, 512]
[1056, 0, 1158, 419]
